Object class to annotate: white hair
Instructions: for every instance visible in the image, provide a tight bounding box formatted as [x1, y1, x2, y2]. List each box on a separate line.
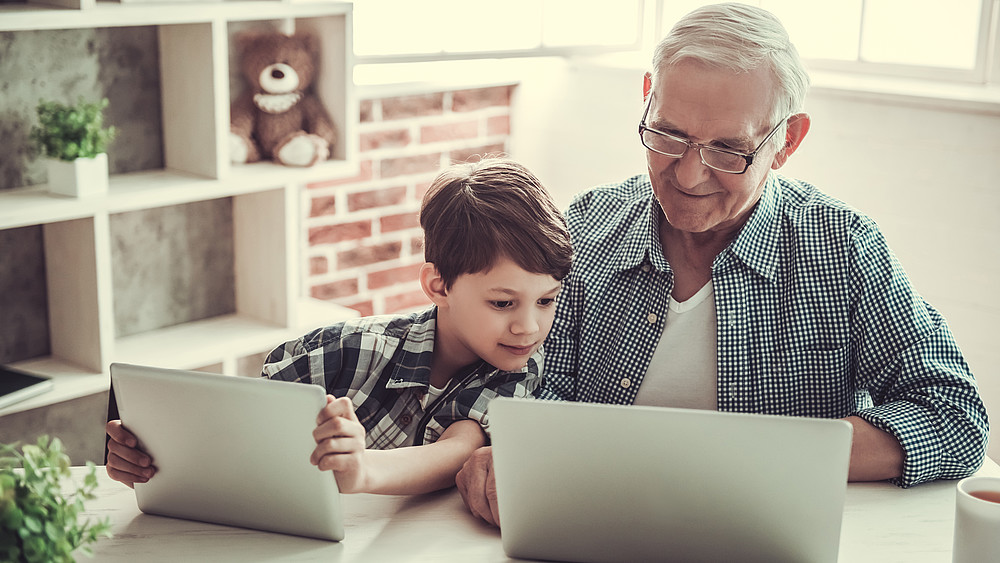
[652, 2, 809, 143]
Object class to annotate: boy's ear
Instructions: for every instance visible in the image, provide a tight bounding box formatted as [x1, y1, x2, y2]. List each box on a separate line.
[419, 263, 449, 306]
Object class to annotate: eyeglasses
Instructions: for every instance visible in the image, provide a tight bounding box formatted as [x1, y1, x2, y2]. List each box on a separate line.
[638, 93, 789, 175]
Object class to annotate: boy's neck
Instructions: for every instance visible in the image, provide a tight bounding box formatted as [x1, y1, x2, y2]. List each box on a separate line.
[430, 312, 480, 388]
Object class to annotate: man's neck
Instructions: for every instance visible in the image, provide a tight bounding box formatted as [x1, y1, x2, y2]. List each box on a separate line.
[659, 218, 743, 302]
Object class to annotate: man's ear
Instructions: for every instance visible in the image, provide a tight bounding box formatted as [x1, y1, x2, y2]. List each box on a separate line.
[643, 72, 652, 101]
[771, 112, 811, 170]
[419, 262, 449, 306]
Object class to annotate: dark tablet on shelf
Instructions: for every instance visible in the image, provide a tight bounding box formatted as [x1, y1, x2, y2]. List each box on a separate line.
[0, 365, 54, 410]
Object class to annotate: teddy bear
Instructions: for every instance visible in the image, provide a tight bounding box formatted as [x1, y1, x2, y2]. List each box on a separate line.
[229, 31, 337, 167]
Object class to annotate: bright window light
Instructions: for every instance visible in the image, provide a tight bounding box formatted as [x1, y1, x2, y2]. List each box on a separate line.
[860, 0, 981, 69]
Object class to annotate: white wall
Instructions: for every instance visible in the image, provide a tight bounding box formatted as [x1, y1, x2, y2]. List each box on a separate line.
[510, 58, 1000, 462]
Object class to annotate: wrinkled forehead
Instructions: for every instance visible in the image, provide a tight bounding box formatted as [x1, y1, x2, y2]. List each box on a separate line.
[650, 59, 778, 140]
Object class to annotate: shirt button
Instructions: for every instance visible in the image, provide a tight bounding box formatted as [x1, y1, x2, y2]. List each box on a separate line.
[647, 313, 657, 324]
[620, 377, 631, 389]
[641, 264, 651, 272]
[400, 414, 413, 425]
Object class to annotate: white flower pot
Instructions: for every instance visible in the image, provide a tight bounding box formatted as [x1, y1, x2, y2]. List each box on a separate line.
[46, 153, 109, 198]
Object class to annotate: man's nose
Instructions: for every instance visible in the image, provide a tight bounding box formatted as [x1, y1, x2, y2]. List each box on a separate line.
[672, 148, 711, 188]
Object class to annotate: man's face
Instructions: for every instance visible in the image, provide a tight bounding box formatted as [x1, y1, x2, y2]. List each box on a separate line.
[645, 59, 785, 235]
[436, 256, 561, 373]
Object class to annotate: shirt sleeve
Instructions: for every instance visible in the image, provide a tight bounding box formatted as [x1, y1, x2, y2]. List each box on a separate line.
[848, 218, 988, 487]
[260, 325, 346, 391]
[430, 353, 544, 440]
[535, 193, 589, 402]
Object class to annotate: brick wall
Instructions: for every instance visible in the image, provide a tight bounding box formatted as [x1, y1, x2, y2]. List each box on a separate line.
[304, 84, 514, 317]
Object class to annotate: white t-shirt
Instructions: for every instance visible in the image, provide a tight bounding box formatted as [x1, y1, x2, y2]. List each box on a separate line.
[632, 281, 718, 410]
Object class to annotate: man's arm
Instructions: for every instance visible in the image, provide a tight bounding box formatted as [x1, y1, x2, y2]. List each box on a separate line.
[312, 396, 487, 494]
[848, 222, 987, 486]
[842, 416, 904, 481]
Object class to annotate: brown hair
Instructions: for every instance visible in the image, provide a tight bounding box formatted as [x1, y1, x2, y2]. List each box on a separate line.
[419, 157, 572, 289]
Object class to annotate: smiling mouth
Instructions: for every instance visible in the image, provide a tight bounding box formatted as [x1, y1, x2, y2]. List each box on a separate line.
[500, 343, 536, 355]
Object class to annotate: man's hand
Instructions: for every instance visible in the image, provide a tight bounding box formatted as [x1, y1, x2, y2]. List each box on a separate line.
[456, 445, 500, 527]
[105, 419, 155, 488]
[311, 395, 369, 493]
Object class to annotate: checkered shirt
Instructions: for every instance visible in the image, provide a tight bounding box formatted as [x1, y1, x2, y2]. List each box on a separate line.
[539, 173, 988, 488]
[262, 306, 542, 448]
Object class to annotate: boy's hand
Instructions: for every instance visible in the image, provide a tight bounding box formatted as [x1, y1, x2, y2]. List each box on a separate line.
[105, 419, 155, 488]
[311, 395, 369, 493]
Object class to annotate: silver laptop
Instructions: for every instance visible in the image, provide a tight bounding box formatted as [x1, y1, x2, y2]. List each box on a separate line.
[489, 398, 853, 563]
[110, 363, 344, 541]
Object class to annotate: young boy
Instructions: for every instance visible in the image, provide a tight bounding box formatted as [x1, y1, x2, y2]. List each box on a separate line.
[105, 157, 573, 495]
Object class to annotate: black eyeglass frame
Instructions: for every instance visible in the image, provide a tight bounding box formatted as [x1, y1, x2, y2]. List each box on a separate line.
[638, 92, 790, 175]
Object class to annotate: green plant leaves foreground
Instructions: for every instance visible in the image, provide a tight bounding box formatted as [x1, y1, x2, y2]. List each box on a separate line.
[0, 436, 111, 562]
[29, 98, 117, 161]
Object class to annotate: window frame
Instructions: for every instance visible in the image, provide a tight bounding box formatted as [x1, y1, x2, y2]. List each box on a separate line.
[351, 0, 648, 66]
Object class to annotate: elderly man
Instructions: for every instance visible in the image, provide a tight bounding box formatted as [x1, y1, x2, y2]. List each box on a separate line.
[457, 2, 989, 526]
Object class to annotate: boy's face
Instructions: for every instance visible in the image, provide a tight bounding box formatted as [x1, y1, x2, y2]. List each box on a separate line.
[433, 256, 561, 373]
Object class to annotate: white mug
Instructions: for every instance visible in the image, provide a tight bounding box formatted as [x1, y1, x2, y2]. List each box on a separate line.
[952, 476, 1000, 563]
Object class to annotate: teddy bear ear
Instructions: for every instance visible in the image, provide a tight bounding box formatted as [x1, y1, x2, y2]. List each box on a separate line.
[291, 32, 319, 55]
[235, 29, 275, 54]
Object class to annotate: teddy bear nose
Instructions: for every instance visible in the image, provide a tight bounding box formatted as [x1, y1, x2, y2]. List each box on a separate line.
[271, 69, 285, 80]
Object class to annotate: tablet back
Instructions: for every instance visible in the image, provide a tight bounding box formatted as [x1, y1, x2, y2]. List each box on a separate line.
[490, 398, 852, 563]
[110, 362, 343, 541]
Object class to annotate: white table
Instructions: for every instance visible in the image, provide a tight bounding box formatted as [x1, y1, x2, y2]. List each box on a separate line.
[74, 460, 1000, 562]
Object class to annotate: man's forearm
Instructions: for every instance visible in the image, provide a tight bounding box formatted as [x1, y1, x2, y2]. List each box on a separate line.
[843, 416, 904, 482]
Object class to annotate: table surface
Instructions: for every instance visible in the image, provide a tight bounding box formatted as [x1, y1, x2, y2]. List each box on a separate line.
[72, 459, 1000, 562]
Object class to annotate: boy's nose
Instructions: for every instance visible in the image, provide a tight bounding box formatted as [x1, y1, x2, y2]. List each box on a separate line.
[511, 312, 540, 335]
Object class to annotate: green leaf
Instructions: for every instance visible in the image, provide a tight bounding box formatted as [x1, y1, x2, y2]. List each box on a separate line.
[30, 97, 117, 160]
[0, 436, 112, 559]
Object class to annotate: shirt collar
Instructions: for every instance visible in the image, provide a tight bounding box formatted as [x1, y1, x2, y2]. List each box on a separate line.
[724, 174, 781, 283]
[611, 174, 782, 282]
[611, 178, 671, 273]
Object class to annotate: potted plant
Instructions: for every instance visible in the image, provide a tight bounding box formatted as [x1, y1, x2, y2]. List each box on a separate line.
[0, 436, 111, 562]
[29, 97, 117, 198]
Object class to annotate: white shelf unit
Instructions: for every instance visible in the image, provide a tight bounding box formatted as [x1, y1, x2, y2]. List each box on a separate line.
[0, 1, 359, 417]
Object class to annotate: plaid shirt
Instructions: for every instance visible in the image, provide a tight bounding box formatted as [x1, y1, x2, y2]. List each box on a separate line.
[539, 173, 988, 488]
[262, 306, 542, 448]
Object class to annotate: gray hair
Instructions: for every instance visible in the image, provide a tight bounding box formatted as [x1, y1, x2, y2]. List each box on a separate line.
[652, 3, 809, 143]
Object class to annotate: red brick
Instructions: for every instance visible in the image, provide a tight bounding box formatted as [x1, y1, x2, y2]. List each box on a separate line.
[311, 277, 359, 300]
[310, 256, 329, 275]
[450, 143, 507, 164]
[308, 220, 372, 245]
[360, 128, 411, 151]
[410, 235, 424, 256]
[385, 289, 432, 313]
[452, 86, 513, 112]
[309, 194, 336, 217]
[380, 153, 442, 179]
[414, 180, 433, 201]
[420, 120, 479, 143]
[360, 99, 374, 122]
[337, 241, 402, 269]
[343, 299, 374, 317]
[348, 186, 407, 212]
[368, 262, 423, 290]
[307, 160, 374, 189]
[380, 212, 419, 233]
[381, 93, 444, 120]
[487, 114, 510, 136]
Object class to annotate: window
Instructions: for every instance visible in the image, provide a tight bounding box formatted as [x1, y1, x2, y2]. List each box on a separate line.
[353, 1, 999, 86]
[353, 0, 644, 62]
[658, 0, 997, 83]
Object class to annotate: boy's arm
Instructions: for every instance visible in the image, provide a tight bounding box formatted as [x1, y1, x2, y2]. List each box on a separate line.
[312, 396, 487, 495]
